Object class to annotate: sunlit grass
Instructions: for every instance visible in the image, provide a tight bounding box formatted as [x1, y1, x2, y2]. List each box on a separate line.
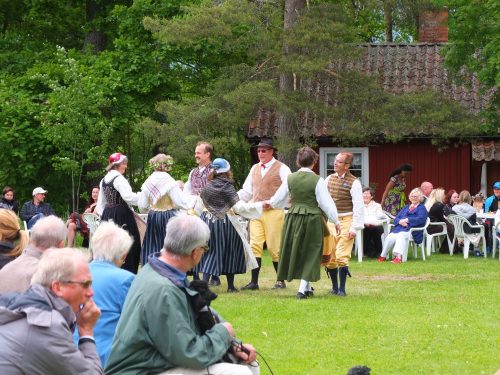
[210, 253, 500, 375]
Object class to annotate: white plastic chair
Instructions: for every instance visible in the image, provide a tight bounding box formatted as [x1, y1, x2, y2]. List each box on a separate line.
[406, 217, 430, 261]
[23, 220, 30, 240]
[82, 213, 100, 252]
[492, 221, 500, 260]
[447, 215, 486, 259]
[425, 222, 447, 256]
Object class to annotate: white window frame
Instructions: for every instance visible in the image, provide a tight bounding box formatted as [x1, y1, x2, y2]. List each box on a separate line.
[319, 147, 369, 186]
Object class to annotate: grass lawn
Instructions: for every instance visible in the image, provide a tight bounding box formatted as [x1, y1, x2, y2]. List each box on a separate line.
[209, 253, 500, 375]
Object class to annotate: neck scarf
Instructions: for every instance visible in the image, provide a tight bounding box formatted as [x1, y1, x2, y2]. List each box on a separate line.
[200, 176, 239, 219]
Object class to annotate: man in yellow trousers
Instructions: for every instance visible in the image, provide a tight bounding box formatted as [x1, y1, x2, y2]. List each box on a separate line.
[325, 151, 364, 296]
[238, 138, 291, 290]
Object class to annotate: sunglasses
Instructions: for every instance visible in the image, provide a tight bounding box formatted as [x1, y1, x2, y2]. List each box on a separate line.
[63, 280, 93, 289]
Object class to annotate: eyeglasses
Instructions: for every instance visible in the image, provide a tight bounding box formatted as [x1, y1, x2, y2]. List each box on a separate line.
[62, 280, 93, 289]
[334, 159, 348, 164]
[257, 149, 270, 153]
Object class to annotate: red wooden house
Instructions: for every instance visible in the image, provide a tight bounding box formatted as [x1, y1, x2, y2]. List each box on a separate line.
[247, 10, 499, 200]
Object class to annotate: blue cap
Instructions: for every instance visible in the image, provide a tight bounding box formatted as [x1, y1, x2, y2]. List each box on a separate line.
[212, 158, 230, 174]
[492, 181, 500, 189]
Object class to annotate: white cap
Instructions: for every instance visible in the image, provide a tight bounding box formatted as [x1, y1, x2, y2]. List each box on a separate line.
[32, 187, 48, 196]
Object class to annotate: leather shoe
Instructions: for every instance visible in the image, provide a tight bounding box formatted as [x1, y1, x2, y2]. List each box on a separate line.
[208, 279, 221, 286]
[241, 282, 259, 290]
[296, 292, 308, 299]
[272, 281, 286, 289]
[227, 287, 239, 293]
[337, 290, 346, 297]
[329, 289, 338, 295]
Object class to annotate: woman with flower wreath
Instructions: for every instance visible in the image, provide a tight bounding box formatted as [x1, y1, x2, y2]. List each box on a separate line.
[138, 154, 196, 265]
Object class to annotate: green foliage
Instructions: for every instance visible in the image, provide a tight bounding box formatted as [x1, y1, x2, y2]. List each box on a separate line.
[439, 0, 499, 130]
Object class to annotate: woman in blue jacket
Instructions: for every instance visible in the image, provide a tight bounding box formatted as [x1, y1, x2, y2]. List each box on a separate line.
[378, 187, 428, 263]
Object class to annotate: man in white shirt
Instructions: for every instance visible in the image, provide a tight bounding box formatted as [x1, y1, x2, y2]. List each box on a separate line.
[238, 138, 291, 290]
[324, 151, 364, 296]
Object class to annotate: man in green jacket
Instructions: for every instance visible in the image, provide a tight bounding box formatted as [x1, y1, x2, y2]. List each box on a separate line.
[105, 214, 259, 375]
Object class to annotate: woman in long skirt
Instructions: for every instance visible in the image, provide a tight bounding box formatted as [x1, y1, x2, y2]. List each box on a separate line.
[196, 158, 260, 292]
[96, 153, 141, 274]
[268, 147, 340, 299]
[138, 154, 195, 265]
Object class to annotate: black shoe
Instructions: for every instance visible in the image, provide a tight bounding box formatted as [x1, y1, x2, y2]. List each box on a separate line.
[272, 281, 286, 289]
[241, 282, 259, 290]
[329, 289, 338, 296]
[296, 292, 308, 299]
[305, 289, 314, 297]
[208, 279, 221, 286]
[337, 290, 346, 297]
[227, 287, 239, 293]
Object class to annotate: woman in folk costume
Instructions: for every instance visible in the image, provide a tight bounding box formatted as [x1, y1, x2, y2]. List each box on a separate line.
[196, 158, 261, 293]
[138, 154, 196, 266]
[96, 152, 141, 274]
[267, 147, 340, 299]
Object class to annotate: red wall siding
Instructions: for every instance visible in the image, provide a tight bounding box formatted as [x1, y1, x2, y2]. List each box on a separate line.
[368, 140, 471, 201]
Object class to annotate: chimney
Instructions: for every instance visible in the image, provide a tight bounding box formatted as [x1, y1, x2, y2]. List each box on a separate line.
[418, 9, 448, 43]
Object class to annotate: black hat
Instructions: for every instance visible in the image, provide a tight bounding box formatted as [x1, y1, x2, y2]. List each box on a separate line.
[255, 138, 277, 150]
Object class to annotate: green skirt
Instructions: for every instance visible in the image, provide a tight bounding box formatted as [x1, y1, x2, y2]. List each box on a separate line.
[277, 212, 325, 282]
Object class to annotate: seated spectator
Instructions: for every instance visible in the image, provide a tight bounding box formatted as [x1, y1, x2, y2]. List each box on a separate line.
[472, 192, 485, 213]
[420, 181, 433, 204]
[378, 188, 428, 263]
[19, 187, 56, 229]
[0, 215, 66, 293]
[452, 190, 483, 254]
[74, 221, 135, 367]
[484, 182, 500, 213]
[0, 248, 103, 374]
[425, 187, 446, 234]
[105, 214, 259, 375]
[67, 186, 100, 247]
[362, 187, 386, 258]
[0, 209, 29, 269]
[0, 186, 19, 213]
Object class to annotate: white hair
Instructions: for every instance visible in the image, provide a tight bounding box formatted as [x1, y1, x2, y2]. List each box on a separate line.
[30, 215, 67, 249]
[91, 221, 133, 263]
[31, 248, 87, 288]
[163, 214, 210, 256]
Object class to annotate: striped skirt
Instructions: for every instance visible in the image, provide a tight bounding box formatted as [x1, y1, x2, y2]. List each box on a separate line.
[141, 209, 178, 266]
[195, 212, 246, 276]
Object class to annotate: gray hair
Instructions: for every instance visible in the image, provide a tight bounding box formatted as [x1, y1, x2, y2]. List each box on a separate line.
[30, 215, 67, 249]
[163, 214, 210, 256]
[31, 248, 87, 288]
[91, 221, 133, 263]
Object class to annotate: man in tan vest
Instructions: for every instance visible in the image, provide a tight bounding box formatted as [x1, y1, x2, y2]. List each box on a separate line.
[325, 151, 364, 296]
[238, 138, 291, 290]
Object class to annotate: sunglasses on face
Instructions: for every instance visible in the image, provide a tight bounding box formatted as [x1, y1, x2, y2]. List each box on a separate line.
[63, 280, 93, 289]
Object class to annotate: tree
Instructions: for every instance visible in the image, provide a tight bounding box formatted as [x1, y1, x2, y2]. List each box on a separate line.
[439, 0, 499, 130]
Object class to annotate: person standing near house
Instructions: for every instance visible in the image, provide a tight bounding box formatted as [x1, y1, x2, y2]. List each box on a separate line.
[324, 151, 364, 297]
[380, 164, 413, 216]
[238, 138, 291, 290]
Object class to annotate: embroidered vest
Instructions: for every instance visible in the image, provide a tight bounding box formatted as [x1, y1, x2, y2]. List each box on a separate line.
[190, 164, 212, 196]
[327, 172, 357, 213]
[252, 161, 283, 201]
[102, 176, 126, 207]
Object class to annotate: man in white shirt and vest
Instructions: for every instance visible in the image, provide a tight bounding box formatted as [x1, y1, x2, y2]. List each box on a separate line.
[324, 151, 364, 296]
[238, 138, 291, 290]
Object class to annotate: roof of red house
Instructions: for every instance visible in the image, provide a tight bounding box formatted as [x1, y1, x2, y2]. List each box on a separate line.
[248, 43, 493, 138]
